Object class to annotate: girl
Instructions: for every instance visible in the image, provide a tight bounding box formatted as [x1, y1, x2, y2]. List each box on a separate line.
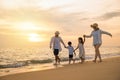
[74, 37, 85, 63]
[84, 23, 112, 63]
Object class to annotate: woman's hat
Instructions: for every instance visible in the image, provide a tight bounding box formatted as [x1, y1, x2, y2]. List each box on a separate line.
[55, 31, 60, 34]
[91, 23, 98, 28]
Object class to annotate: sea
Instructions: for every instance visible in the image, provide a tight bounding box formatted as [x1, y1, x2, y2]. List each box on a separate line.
[0, 46, 120, 76]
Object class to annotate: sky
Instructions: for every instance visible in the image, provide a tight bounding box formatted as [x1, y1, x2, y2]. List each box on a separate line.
[0, 0, 120, 47]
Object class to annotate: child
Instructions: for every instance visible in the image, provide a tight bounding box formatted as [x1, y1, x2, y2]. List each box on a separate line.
[66, 41, 76, 64]
[74, 37, 85, 63]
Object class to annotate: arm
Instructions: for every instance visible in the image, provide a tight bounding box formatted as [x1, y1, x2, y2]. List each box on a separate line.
[84, 32, 92, 38]
[83, 36, 86, 44]
[60, 37, 66, 48]
[101, 30, 112, 37]
[73, 47, 76, 56]
[50, 37, 53, 49]
[74, 51, 76, 56]
[72, 47, 76, 56]
[74, 44, 79, 52]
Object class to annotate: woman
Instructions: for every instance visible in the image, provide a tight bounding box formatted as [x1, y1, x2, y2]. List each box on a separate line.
[84, 23, 112, 63]
[50, 31, 66, 65]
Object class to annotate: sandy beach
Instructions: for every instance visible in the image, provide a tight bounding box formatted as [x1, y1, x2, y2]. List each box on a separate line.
[0, 57, 120, 80]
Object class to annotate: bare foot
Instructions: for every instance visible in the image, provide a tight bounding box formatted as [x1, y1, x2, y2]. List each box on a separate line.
[80, 60, 84, 64]
[98, 60, 102, 63]
[53, 63, 57, 65]
[93, 60, 96, 63]
[81, 62, 83, 64]
[73, 60, 75, 64]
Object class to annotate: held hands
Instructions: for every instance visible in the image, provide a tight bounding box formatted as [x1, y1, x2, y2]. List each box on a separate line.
[74, 52, 76, 56]
[73, 50, 76, 53]
[65, 46, 67, 48]
[64, 45, 67, 48]
[83, 35, 86, 37]
[73, 50, 76, 56]
[64, 44, 67, 48]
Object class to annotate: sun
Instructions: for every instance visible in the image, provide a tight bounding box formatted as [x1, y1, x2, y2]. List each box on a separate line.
[28, 33, 44, 42]
[15, 22, 46, 42]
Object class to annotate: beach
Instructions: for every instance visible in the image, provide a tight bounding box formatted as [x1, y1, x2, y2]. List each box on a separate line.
[0, 0, 120, 80]
[0, 57, 120, 80]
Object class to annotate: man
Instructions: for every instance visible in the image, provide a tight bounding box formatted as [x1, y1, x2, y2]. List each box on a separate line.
[50, 31, 66, 65]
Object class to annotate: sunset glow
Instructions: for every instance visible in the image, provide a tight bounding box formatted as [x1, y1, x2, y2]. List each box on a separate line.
[0, 0, 119, 47]
[28, 33, 44, 42]
[18, 22, 38, 30]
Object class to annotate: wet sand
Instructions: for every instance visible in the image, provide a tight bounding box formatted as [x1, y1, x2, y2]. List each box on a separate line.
[0, 57, 120, 80]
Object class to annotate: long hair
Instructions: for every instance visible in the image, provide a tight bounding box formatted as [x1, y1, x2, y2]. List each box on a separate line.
[78, 37, 84, 45]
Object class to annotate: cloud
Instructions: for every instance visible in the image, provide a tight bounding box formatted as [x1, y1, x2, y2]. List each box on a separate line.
[0, 5, 88, 33]
[0, 1, 119, 35]
[0, 0, 43, 9]
[96, 10, 120, 20]
[0, 0, 74, 10]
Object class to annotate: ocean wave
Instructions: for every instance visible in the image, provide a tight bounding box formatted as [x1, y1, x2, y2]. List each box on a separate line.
[0, 58, 76, 69]
[0, 57, 81, 69]
[0, 53, 120, 69]
[0, 61, 28, 68]
[0, 59, 53, 69]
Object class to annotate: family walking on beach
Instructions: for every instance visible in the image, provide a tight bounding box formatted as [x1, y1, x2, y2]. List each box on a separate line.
[50, 23, 112, 65]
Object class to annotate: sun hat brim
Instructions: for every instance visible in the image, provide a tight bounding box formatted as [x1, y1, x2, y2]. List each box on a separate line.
[90, 23, 98, 28]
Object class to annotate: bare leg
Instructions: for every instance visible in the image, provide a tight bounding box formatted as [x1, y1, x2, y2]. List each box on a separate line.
[80, 57, 83, 63]
[97, 48, 102, 62]
[82, 57, 85, 63]
[57, 56, 61, 64]
[94, 44, 102, 62]
[73, 59, 75, 64]
[96, 44, 102, 62]
[93, 46, 97, 62]
[55, 56, 57, 64]
[69, 58, 71, 64]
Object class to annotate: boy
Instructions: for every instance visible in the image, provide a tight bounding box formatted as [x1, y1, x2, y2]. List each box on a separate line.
[66, 41, 76, 64]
